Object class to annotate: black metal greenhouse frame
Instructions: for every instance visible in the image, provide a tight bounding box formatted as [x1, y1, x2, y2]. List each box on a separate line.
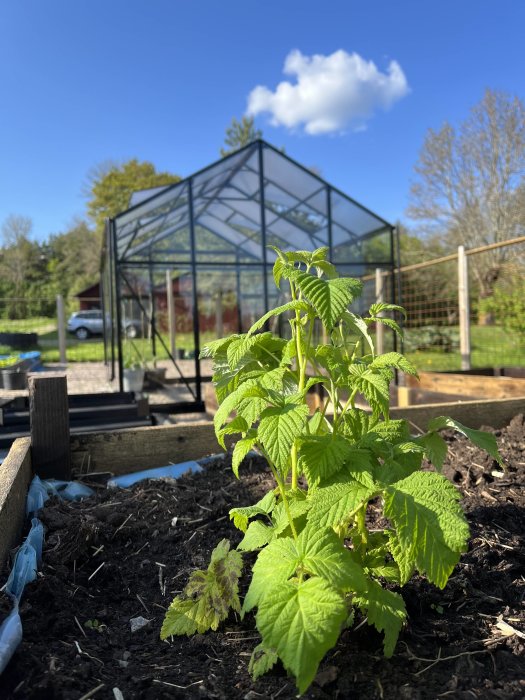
[101, 140, 399, 413]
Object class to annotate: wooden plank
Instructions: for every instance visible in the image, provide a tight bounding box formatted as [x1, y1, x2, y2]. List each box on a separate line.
[70, 421, 225, 475]
[29, 373, 71, 479]
[391, 397, 525, 431]
[0, 437, 32, 572]
[406, 372, 525, 400]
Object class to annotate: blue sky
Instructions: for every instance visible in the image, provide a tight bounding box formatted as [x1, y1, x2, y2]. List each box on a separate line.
[1, 0, 524, 241]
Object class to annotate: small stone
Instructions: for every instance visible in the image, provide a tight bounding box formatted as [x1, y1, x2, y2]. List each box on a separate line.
[315, 665, 339, 687]
[130, 616, 151, 632]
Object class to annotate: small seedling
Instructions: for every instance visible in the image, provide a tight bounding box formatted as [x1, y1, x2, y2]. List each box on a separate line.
[84, 619, 107, 633]
[161, 247, 502, 694]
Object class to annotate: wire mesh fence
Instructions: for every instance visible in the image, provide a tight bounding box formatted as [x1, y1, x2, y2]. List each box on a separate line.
[389, 237, 525, 371]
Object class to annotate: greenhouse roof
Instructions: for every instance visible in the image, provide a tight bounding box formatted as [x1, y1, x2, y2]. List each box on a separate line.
[113, 140, 392, 266]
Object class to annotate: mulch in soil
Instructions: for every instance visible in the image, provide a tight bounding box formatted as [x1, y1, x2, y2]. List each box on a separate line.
[0, 416, 524, 700]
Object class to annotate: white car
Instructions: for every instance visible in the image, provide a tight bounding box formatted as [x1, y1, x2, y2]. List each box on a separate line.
[67, 310, 141, 340]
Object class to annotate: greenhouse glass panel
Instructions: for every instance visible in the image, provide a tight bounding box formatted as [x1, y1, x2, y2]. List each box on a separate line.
[105, 139, 396, 410]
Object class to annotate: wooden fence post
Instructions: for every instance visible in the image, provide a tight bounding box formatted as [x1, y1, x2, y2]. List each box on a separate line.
[56, 294, 67, 364]
[458, 245, 471, 370]
[29, 373, 71, 480]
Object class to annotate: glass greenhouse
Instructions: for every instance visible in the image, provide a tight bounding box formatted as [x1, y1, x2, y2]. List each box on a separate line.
[102, 140, 397, 412]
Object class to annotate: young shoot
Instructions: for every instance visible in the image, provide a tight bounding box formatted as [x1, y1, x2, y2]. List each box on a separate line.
[162, 246, 502, 695]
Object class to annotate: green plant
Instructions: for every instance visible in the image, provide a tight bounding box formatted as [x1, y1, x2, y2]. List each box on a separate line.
[0, 355, 19, 368]
[161, 247, 502, 694]
[123, 339, 151, 370]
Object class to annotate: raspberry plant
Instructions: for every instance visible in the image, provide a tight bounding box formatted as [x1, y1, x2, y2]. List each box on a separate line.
[162, 247, 502, 694]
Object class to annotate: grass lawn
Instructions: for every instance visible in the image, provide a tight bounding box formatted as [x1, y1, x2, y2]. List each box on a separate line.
[404, 324, 525, 371]
[1, 316, 524, 370]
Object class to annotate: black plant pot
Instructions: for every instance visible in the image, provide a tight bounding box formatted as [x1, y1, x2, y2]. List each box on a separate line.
[1, 368, 28, 390]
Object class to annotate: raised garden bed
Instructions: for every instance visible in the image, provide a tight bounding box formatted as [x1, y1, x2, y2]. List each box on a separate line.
[402, 367, 525, 406]
[0, 407, 524, 699]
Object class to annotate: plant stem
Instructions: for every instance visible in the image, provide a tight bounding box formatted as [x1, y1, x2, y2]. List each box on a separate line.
[260, 445, 298, 541]
[355, 504, 368, 557]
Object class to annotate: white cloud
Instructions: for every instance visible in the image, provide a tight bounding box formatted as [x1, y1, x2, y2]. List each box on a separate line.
[247, 49, 409, 135]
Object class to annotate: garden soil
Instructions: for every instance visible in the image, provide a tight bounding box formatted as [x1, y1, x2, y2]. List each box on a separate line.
[1, 416, 524, 699]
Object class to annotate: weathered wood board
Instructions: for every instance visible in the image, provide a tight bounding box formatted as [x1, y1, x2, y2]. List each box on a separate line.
[69, 421, 227, 475]
[405, 371, 525, 401]
[0, 437, 32, 572]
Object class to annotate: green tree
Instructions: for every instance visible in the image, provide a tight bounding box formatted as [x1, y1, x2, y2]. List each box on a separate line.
[220, 116, 262, 157]
[86, 159, 181, 233]
[47, 219, 101, 297]
[0, 215, 48, 317]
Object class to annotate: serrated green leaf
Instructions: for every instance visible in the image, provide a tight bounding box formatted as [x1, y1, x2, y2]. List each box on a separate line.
[341, 408, 371, 441]
[243, 536, 298, 613]
[298, 434, 352, 486]
[248, 642, 279, 681]
[427, 416, 503, 466]
[232, 434, 258, 478]
[227, 332, 274, 370]
[315, 344, 347, 381]
[280, 338, 296, 366]
[314, 260, 337, 279]
[387, 531, 415, 585]
[273, 256, 287, 288]
[214, 379, 258, 432]
[344, 450, 377, 489]
[370, 352, 419, 378]
[368, 564, 401, 583]
[354, 578, 406, 657]
[248, 300, 311, 335]
[230, 491, 276, 532]
[308, 478, 376, 529]
[236, 394, 268, 427]
[342, 311, 375, 354]
[256, 578, 348, 694]
[384, 472, 470, 588]
[417, 431, 448, 471]
[217, 416, 248, 450]
[310, 245, 330, 262]
[368, 302, 406, 318]
[238, 520, 275, 551]
[370, 420, 410, 444]
[296, 523, 367, 592]
[258, 402, 309, 476]
[161, 539, 242, 638]
[272, 496, 310, 535]
[347, 365, 391, 420]
[374, 454, 421, 486]
[289, 270, 363, 330]
[199, 336, 236, 359]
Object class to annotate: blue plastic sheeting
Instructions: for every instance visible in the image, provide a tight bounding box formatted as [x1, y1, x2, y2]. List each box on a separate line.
[107, 461, 202, 489]
[0, 610, 22, 676]
[0, 518, 44, 674]
[26, 476, 95, 515]
[0, 476, 94, 675]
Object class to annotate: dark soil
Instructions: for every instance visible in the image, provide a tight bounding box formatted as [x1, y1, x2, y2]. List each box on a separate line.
[1, 416, 524, 699]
